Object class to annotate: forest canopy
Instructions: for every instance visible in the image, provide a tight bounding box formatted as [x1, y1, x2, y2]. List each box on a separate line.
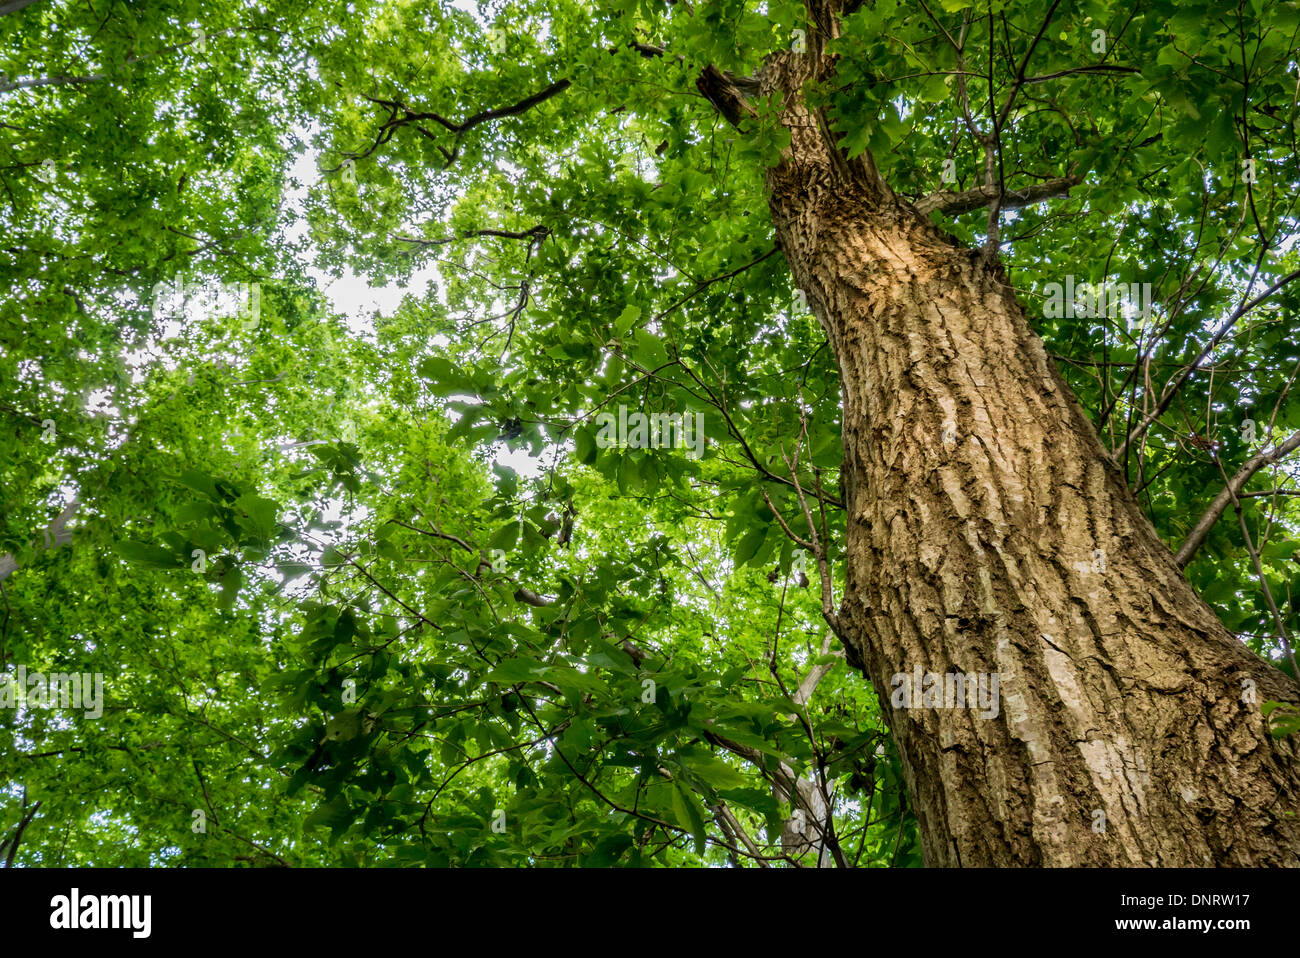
[3, 0, 1300, 868]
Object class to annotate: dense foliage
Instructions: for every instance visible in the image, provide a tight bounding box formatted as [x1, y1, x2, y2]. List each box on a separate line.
[2, 0, 1298, 866]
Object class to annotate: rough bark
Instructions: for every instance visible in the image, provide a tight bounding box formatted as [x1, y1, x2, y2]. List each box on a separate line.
[748, 47, 1300, 866]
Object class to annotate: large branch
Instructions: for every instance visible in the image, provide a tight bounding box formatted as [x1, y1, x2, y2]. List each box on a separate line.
[394, 224, 550, 248]
[420, 79, 572, 135]
[793, 633, 841, 707]
[0, 0, 39, 16]
[345, 79, 571, 170]
[0, 496, 80, 585]
[695, 64, 757, 130]
[915, 174, 1082, 216]
[1174, 429, 1300, 568]
[0, 27, 257, 95]
[713, 802, 769, 866]
[0, 74, 101, 93]
[335, 37, 678, 171]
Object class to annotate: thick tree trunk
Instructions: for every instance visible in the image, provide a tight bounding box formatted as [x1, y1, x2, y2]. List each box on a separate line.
[755, 53, 1300, 866]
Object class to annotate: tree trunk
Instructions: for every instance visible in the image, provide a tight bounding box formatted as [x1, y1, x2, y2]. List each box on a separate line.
[755, 52, 1300, 866]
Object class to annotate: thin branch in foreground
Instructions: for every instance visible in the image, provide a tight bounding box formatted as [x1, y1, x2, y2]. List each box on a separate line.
[1174, 429, 1300, 568]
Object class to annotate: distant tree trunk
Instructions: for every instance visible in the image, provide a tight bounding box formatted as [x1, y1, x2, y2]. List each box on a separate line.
[750, 49, 1300, 866]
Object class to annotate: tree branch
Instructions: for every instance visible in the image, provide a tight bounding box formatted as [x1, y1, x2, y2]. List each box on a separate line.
[994, 0, 1062, 130]
[0, 496, 80, 585]
[695, 64, 757, 129]
[0, 73, 101, 93]
[0, 26, 264, 94]
[0, 0, 39, 17]
[337, 80, 571, 171]
[395, 224, 550, 248]
[915, 173, 1082, 216]
[0, 799, 40, 867]
[1115, 268, 1300, 461]
[1023, 64, 1142, 84]
[1174, 429, 1300, 568]
[713, 801, 768, 866]
[794, 633, 841, 707]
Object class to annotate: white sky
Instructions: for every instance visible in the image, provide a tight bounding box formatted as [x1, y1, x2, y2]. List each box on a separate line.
[285, 138, 541, 477]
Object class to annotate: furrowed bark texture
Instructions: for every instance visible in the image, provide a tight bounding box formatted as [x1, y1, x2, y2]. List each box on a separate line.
[755, 52, 1300, 866]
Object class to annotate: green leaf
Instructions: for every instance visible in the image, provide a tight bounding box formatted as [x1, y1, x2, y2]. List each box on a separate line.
[574, 426, 597, 465]
[490, 520, 521, 551]
[613, 305, 641, 338]
[177, 469, 221, 501]
[631, 329, 669, 369]
[325, 710, 361, 742]
[218, 564, 244, 612]
[304, 795, 355, 835]
[117, 540, 182, 568]
[483, 657, 548, 685]
[733, 525, 767, 566]
[417, 355, 475, 396]
[670, 780, 706, 854]
[233, 493, 279, 540]
[685, 755, 749, 791]
[584, 833, 634, 867]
